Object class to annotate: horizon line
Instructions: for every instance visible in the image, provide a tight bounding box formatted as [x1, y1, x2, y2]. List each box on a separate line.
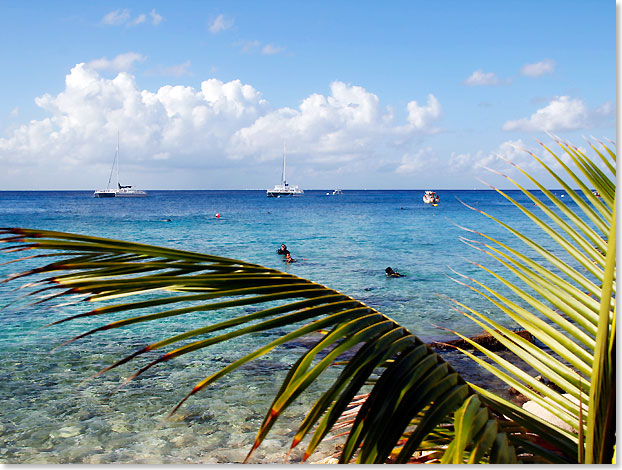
[0, 188, 572, 192]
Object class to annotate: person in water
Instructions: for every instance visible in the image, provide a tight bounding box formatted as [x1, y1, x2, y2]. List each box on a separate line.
[385, 267, 403, 277]
[277, 244, 290, 255]
[284, 253, 297, 263]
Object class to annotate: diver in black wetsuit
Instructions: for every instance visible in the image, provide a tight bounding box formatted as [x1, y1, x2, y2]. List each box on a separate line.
[385, 267, 404, 277]
[284, 253, 297, 263]
[277, 244, 290, 255]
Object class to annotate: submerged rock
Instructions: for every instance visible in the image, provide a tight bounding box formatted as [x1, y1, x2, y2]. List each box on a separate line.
[51, 425, 82, 439]
[429, 329, 534, 352]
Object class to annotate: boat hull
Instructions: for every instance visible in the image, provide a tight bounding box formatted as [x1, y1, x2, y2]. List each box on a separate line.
[266, 184, 303, 197]
[93, 191, 116, 198]
[267, 190, 303, 197]
[115, 191, 147, 197]
[94, 190, 147, 198]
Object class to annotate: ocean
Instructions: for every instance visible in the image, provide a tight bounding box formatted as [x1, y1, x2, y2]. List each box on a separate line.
[0, 189, 566, 463]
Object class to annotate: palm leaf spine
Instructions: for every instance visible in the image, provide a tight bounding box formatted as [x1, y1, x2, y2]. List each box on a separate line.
[584, 193, 616, 464]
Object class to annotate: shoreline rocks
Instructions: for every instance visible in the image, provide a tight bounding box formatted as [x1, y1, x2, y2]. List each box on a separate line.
[428, 329, 534, 352]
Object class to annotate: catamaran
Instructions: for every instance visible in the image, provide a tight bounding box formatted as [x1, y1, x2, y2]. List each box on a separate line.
[266, 142, 303, 197]
[94, 134, 146, 198]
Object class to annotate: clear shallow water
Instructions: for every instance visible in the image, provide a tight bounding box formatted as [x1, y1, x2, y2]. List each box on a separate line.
[0, 189, 570, 463]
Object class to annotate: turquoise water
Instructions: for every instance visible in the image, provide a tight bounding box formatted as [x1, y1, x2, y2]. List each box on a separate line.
[0, 189, 566, 463]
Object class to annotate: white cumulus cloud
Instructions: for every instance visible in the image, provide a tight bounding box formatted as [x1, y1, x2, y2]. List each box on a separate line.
[87, 52, 146, 73]
[130, 13, 147, 26]
[150, 9, 164, 26]
[209, 14, 233, 33]
[236, 40, 261, 52]
[395, 147, 437, 174]
[230, 82, 442, 162]
[501, 96, 611, 132]
[448, 139, 530, 177]
[102, 9, 130, 26]
[101, 9, 163, 27]
[406, 94, 441, 131]
[520, 59, 555, 77]
[447, 139, 576, 184]
[261, 44, 284, 55]
[235, 40, 284, 55]
[464, 69, 500, 86]
[0, 65, 443, 188]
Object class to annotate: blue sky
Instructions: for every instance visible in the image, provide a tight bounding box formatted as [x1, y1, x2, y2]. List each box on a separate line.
[0, 1, 615, 190]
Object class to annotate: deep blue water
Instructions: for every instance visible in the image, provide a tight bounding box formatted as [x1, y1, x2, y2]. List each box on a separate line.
[0, 189, 570, 463]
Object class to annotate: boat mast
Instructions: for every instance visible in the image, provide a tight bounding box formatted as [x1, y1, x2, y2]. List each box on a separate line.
[116, 132, 120, 188]
[281, 141, 286, 186]
[105, 133, 119, 190]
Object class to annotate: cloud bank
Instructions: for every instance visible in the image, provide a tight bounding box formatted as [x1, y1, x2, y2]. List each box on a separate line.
[0, 63, 443, 187]
[502, 96, 613, 132]
[447, 139, 572, 179]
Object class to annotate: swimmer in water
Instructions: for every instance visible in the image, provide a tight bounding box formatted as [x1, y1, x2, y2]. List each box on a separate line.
[277, 244, 290, 255]
[284, 253, 297, 263]
[385, 267, 404, 277]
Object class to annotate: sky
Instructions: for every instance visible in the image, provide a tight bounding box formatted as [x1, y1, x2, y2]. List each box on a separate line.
[0, 1, 616, 190]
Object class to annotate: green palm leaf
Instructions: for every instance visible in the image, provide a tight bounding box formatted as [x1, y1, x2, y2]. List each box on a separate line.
[449, 139, 616, 464]
[0, 227, 514, 464]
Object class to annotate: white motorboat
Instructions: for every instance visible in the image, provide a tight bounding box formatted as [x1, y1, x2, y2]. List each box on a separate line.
[267, 142, 303, 197]
[423, 190, 439, 205]
[94, 133, 146, 198]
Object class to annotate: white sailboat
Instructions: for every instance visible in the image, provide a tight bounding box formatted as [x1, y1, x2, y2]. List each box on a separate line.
[266, 142, 303, 197]
[94, 133, 146, 198]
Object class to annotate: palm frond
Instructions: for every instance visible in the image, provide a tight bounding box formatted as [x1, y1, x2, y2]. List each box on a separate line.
[0, 227, 516, 464]
[451, 138, 616, 463]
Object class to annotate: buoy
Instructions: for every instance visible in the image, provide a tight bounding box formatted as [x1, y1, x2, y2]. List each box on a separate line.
[216, 213, 221, 218]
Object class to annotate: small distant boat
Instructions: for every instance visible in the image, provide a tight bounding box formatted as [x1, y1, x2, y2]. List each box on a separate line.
[326, 189, 343, 196]
[94, 133, 146, 198]
[267, 142, 303, 197]
[423, 190, 439, 205]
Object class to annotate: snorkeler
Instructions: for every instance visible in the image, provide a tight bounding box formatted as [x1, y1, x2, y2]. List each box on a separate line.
[284, 253, 297, 263]
[385, 267, 404, 277]
[277, 244, 290, 255]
